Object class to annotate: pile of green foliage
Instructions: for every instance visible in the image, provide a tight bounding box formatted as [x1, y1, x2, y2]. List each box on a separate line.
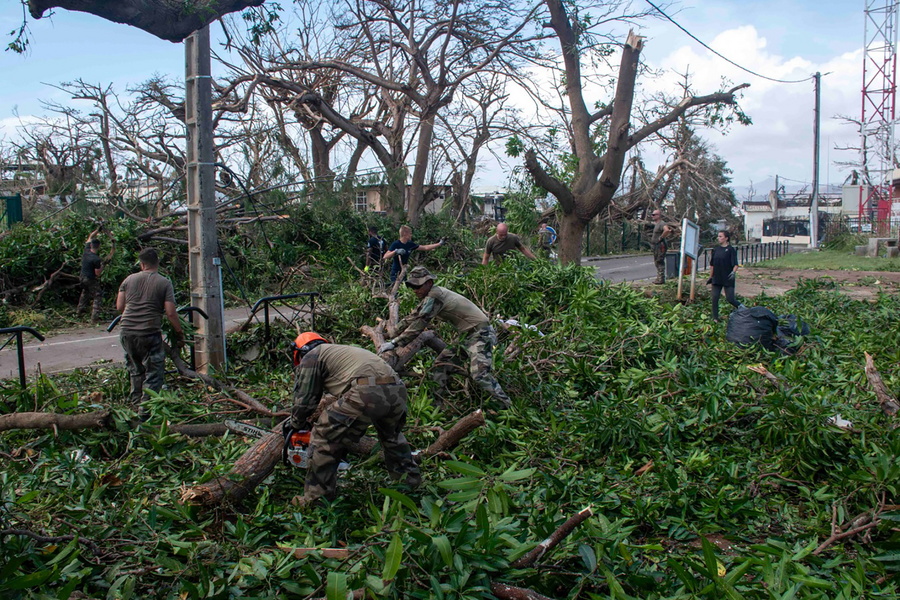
[1, 244, 898, 598]
[0, 206, 475, 329]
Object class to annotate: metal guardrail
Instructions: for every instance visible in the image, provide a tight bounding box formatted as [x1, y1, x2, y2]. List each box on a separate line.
[0, 326, 46, 389]
[250, 293, 320, 339]
[107, 305, 208, 371]
[696, 240, 790, 271]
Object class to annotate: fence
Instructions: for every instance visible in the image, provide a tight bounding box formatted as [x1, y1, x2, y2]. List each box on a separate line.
[582, 220, 645, 255]
[694, 240, 790, 271]
[823, 216, 900, 241]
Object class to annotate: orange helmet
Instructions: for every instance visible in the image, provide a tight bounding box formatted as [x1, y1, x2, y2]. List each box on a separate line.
[292, 332, 327, 365]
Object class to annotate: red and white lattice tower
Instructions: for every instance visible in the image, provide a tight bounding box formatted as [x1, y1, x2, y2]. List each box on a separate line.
[860, 0, 899, 222]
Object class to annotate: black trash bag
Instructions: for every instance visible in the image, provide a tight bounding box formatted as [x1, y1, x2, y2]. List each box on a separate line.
[777, 314, 810, 338]
[774, 314, 810, 356]
[726, 306, 779, 350]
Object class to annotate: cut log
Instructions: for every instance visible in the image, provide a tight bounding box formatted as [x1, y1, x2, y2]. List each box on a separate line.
[864, 352, 900, 417]
[422, 409, 484, 457]
[181, 409, 483, 506]
[510, 506, 594, 569]
[180, 428, 283, 506]
[490, 583, 555, 600]
[0, 410, 111, 433]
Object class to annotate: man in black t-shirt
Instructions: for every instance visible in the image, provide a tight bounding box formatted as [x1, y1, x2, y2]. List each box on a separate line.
[365, 226, 386, 270]
[77, 239, 104, 323]
[383, 225, 443, 283]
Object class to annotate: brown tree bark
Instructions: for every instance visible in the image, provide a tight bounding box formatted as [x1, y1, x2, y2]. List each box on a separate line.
[0, 410, 111, 432]
[181, 408, 484, 506]
[864, 352, 900, 417]
[28, 0, 264, 42]
[180, 427, 283, 506]
[489, 583, 555, 600]
[509, 507, 594, 569]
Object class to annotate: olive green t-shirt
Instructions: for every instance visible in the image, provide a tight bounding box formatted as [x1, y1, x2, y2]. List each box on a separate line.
[484, 233, 523, 261]
[118, 271, 176, 334]
[315, 344, 397, 397]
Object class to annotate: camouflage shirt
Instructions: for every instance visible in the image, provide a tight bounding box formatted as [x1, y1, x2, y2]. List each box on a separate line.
[292, 344, 396, 424]
[393, 286, 489, 347]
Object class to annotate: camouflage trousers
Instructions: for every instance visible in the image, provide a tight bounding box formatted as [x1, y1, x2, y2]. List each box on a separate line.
[652, 241, 667, 283]
[305, 379, 420, 502]
[77, 277, 102, 322]
[120, 332, 166, 405]
[433, 324, 510, 406]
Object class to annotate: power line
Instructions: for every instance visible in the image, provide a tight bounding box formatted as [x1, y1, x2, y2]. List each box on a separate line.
[643, 0, 815, 84]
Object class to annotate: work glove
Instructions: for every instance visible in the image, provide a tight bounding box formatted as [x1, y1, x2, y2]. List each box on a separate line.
[438, 238, 445, 246]
[379, 341, 396, 354]
[727, 271, 736, 281]
[706, 278, 713, 285]
[174, 332, 186, 350]
[395, 248, 408, 256]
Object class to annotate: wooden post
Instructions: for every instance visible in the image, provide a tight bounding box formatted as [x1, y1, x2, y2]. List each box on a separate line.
[185, 26, 225, 371]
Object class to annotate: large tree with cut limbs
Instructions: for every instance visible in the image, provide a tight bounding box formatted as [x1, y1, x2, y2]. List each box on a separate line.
[523, 0, 748, 265]
[24, 0, 264, 42]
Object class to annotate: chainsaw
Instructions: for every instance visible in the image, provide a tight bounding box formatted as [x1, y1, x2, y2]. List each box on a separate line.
[223, 420, 349, 471]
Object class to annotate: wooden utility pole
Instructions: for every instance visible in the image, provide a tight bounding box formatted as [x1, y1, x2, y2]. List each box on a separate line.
[185, 26, 225, 371]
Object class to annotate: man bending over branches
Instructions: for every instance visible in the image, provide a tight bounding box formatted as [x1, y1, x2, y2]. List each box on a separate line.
[379, 267, 510, 409]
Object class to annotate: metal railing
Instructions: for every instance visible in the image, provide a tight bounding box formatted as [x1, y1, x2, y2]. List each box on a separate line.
[0, 326, 46, 388]
[696, 240, 790, 271]
[249, 293, 320, 339]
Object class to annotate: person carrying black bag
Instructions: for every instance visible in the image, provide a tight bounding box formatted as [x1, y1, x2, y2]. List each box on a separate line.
[707, 230, 741, 322]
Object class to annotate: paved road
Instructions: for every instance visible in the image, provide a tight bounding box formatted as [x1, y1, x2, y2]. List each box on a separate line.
[0, 307, 257, 380]
[584, 254, 658, 282]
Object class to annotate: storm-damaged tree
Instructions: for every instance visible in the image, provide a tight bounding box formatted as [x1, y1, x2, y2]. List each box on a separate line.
[435, 71, 517, 223]
[234, 0, 543, 224]
[518, 0, 749, 265]
[18, 0, 264, 43]
[10, 110, 102, 208]
[223, 4, 376, 198]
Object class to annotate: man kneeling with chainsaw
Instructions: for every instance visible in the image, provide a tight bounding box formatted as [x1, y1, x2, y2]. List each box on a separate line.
[285, 332, 421, 508]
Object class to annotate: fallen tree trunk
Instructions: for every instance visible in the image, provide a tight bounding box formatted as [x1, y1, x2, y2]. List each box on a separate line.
[864, 352, 900, 417]
[0, 410, 111, 433]
[359, 328, 446, 372]
[181, 409, 484, 507]
[180, 427, 283, 506]
[422, 409, 484, 457]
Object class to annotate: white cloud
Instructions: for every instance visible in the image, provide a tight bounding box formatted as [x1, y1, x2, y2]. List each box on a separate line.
[644, 25, 862, 191]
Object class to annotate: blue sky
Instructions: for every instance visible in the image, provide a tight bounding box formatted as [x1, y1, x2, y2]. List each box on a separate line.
[0, 0, 868, 197]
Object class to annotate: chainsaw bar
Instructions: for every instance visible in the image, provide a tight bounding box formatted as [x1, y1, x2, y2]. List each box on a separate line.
[224, 419, 270, 439]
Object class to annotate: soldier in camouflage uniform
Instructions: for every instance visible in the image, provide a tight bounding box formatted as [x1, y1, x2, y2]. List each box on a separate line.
[378, 266, 510, 408]
[286, 332, 420, 508]
[650, 209, 672, 284]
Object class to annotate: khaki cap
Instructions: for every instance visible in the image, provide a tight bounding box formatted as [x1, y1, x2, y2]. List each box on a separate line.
[406, 266, 436, 286]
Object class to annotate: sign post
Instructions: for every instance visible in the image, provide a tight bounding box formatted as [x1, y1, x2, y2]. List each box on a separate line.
[677, 219, 700, 302]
